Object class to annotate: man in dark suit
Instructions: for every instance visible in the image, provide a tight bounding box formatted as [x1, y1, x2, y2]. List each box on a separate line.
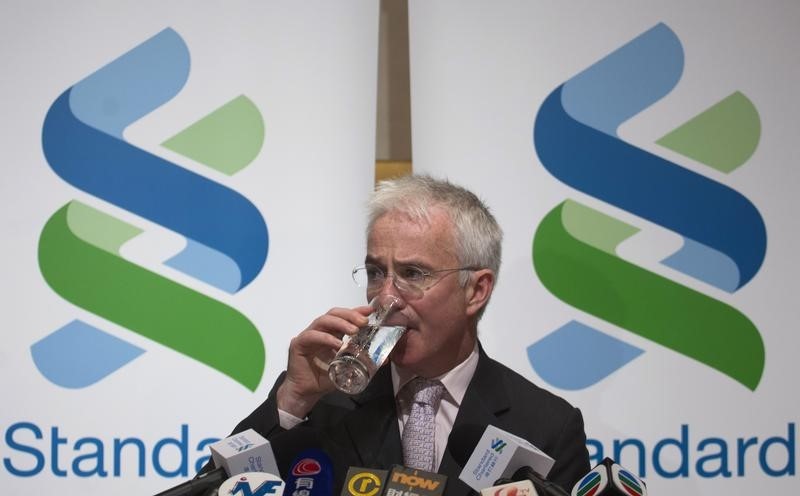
[227, 175, 590, 494]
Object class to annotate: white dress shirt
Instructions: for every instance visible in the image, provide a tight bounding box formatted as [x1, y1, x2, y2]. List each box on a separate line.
[393, 344, 480, 471]
[278, 344, 481, 472]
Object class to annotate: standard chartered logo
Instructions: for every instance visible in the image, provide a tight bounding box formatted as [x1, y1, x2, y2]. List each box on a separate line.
[33, 28, 268, 391]
[529, 23, 766, 391]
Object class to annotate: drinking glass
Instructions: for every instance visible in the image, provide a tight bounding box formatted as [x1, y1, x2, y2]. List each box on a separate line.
[327, 294, 406, 394]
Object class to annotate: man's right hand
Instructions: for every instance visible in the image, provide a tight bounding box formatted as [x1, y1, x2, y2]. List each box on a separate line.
[276, 305, 371, 418]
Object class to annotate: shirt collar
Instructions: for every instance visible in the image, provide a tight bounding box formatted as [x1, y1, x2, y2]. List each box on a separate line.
[391, 343, 480, 406]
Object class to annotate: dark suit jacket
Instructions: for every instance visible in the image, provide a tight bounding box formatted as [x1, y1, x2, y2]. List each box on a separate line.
[230, 346, 590, 495]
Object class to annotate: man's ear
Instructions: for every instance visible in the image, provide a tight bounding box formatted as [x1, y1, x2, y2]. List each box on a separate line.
[465, 269, 495, 317]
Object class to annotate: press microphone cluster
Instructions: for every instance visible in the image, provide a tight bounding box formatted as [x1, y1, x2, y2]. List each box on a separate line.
[155, 422, 645, 496]
[203, 445, 337, 496]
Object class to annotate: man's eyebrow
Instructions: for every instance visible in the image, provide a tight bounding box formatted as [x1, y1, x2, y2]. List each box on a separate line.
[396, 261, 433, 271]
[363, 256, 429, 269]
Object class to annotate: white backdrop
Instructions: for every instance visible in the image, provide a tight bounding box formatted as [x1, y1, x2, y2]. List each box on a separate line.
[1, 1, 377, 494]
[1, 1, 798, 495]
[409, 1, 799, 494]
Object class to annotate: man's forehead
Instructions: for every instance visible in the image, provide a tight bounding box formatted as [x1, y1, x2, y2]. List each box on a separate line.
[366, 212, 458, 266]
[371, 205, 452, 231]
[369, 208, 452, 241]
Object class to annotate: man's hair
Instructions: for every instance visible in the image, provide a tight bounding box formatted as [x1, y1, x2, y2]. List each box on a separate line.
[366, 175, 503, 285]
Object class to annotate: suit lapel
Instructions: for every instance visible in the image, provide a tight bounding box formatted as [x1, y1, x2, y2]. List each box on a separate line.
[440, 349, 511, 496]
[342, 365, 403, 468]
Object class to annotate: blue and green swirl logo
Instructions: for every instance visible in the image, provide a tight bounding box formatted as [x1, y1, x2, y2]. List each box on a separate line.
[529, 23, 766, 391]
[33, 28, 267, 391]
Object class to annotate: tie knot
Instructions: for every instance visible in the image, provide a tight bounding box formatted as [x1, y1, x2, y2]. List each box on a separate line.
[405, 377, 445, 407]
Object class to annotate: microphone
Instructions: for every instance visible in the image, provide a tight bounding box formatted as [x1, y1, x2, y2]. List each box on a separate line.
[217, 472, 285, 496]
[448, 424, 565, 496]
[153, 428, 280, 496]
[480, 479, 538, 496]
[340, 467, 389, 496]
[153, 467, 228, 496]
[570, 458, 647, 496]
[283, 448, 335, 496]
[507, 467, 569, 496]
[383, 465, 448, 496]
[210, 428, 281, 477]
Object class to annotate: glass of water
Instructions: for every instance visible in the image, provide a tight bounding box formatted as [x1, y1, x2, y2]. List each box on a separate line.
[328, 294, 407, 394]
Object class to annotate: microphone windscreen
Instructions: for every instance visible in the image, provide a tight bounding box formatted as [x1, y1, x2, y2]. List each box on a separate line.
[480, 479, 539, 496]
[341, 467, 389, 496]
[610, 460, 647, 496]
[217, 472, 285, 496]
[283, 448, 335, 496]
[386, 465, 448, 496]
[269, 426, 330, 478]
[570, 458, 647, 496]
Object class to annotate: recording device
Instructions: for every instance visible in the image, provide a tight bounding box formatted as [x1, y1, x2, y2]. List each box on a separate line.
[501, 466, 569, 496]
[570, 458, 647, 496]
[217, 472, 285, 496]
[214, 429, 337, 496]
[153, 467, 229, 496]
[340, 467, 389, 496]
[479, 479, 538, 496]
[153, 428, 279, 496]
[448, 424, 568, 496]
[449, 424, 555, 490]
[339, 464, 446, 496]
[383, 465, 448, 496]
[283, 448, 335, 496]
[210, 428, 280, 477]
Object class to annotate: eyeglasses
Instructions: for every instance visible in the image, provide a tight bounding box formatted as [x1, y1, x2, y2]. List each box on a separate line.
[352, 263, 479, 298]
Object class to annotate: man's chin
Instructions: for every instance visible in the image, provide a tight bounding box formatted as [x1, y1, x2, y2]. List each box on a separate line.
[389, 338, 410, 362]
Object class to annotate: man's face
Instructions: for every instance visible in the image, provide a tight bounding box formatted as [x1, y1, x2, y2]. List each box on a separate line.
[365, 207, 478, 378]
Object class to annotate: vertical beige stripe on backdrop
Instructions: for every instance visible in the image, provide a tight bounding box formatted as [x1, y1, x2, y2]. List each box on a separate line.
[376, 0, 413, 183]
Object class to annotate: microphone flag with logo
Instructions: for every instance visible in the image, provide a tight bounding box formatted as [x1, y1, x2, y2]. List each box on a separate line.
[383, 465, 447, 496]
[341, 467, 389, 496]
[480, 479, 539, 496]
[456, 424, 555, 492]
[283, 448, 335, 496]
[217, 472, 286, 496]
[210, 428, 280, 477]
[571, 458, 646, 496]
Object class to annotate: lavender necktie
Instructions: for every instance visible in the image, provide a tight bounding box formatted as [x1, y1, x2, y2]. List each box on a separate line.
[401, 377, 445, 471]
